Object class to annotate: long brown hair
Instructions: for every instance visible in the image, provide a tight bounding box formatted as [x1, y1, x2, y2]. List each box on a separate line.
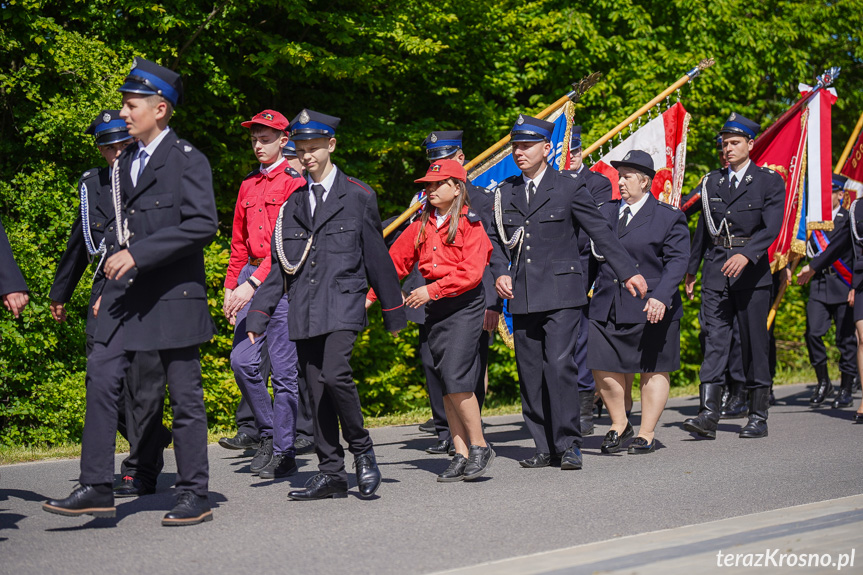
[415, 178, 471, 247]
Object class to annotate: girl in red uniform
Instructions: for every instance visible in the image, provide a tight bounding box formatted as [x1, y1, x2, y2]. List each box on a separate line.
[369, 160, 494, 482]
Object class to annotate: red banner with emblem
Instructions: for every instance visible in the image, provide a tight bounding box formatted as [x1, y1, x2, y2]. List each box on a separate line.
[840, 128, 863, 201]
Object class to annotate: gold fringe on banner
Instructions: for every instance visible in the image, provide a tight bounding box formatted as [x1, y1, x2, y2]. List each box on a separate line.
[807, 221, 835, 231]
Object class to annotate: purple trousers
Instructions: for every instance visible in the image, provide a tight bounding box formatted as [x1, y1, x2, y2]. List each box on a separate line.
[230, 264, 299, 456]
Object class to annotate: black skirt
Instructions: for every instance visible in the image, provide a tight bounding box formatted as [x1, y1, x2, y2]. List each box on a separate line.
[587, 313, 681, 374]
[425, 284, 485, 395]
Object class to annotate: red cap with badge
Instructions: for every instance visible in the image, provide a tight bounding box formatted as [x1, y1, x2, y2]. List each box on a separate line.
[241, 109, 289, 132]
[414, 159, 467, 183]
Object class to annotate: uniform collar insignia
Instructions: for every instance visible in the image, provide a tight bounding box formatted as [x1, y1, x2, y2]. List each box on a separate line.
[745, 174, 753, 183]
[184, 145, 192, 152]
[718, 177, 725, 185]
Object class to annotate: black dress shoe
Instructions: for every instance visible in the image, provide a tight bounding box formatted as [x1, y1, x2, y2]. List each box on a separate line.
[43, 484, 115, 518]
[294, 437, 315, 455]
[114, 475, 156, 498]
[437, 454, 467, 482]
[854, 412, 863, 424]
[463, 444, 495, 481]
[519, 453, 554, 468]
[162, 492, 212, 526]
[218, 432, 260, 450]
[258, 455, 298, 479]
[627, 436, 656, 454]
[600, 422, 634, 454]
[354, 452, 382, 497]
[426, 439, 452, 455]
[560, 446, 583, 470]
[418, 418, 437, 434]
[288, 473, 348, 500]
[249, 437, 274, 474]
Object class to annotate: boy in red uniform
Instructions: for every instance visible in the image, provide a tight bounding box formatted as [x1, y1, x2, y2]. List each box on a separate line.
[223, 110, 306, 478]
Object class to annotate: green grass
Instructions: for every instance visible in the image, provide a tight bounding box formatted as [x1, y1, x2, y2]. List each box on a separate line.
[0, 375, 814, 466]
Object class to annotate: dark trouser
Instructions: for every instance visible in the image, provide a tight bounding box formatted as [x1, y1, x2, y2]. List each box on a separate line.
[805, 298, 857, 374]
[574, 306, 595, 392]
[235, 397, 258, 440]
[231, 288, 298, 456]
[80, 325, 208, 496]
[513, 307, 582, 454]
[700, 285, 772, 390]
[295, 374, 314, 440]
[420, 325, 489, 442]
[85, 336, 169, 488]
[296, 331, 372, 483]
[697, 308, 746, 384]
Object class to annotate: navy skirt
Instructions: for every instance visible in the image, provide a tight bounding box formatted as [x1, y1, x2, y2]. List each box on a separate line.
[587, 312, 680, 374]
[425, 284, 485, 395]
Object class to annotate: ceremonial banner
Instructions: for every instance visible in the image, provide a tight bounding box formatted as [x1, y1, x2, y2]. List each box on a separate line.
[802, 84, 838, 228]
[589, 102, 691, 207]
[468, 101, 575, 189]
[840, 127, 863, 201]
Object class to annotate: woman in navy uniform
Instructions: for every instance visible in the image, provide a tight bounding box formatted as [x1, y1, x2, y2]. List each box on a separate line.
[247, 110, 406, 500]
[588, 150, 689, 454]
[490, 114, 646, 470]
[795, 174, 857, 407]
[684, 114, 786, 439]
[0, 219, 28, 317]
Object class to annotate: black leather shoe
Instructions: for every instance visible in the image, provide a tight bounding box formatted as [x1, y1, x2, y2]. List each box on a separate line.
[832, 373, 855, 409]
[43, 484, 115, 518]
[162, 492, 212, 526]
[600, 422, 633, 454]
[258, 455, 297, 479]
[418, 418, 437, 434]
[463, 444, 495, 481]
[810, 364, 833, 406]
[854, 412, 863, 424]
[113, 475, 155, 498]
[519, 452, 554, 468]
[437, 454, 467, 482]
[426, 439, 452, 455]
[249, 437, 274, 474]
[720, 381, 748, 419]
[288, 473, 348, 500]
[294, 437, 315, 455]
[218, 432, 260, 451]
[354, 452, 382, 497]
[628, 436, 656, 454]
[560, 446, 583, 470]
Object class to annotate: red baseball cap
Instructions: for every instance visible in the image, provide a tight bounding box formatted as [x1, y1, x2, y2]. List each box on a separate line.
[241, 109, 289, 132]
[414, 159, 466, 183]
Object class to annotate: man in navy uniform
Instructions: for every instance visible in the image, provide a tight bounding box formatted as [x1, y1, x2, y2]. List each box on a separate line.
[684, 113, 785, 439]
[796, 174, 858, 408]
[563, 126, 615, 435]
[43, 58, 218, 525]
[247, 109, 406, 500]
[49, 110, 171, 499]
[490, 114, 646, 470]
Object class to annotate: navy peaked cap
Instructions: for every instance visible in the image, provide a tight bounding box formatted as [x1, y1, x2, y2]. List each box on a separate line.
[423, 130, 464, 160]
[720, 113, 760, 140]
[290, 109, 340, 140]
[85, 110, 132, 145]
[611, 149, 656, 179]
[119, 57, 183, 107]
[511, 114, 554, 142]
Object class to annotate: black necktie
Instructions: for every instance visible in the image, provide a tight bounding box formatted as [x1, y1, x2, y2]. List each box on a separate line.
[135, 149, 148, 185]
[527, 181, 536, 204]
[312, 184, 325, 222]
[618, 206, 631, 236]
[730, 175, 738, 190]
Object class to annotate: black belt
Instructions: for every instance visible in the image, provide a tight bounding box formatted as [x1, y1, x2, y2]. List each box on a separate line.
[713, 236, 752, 248]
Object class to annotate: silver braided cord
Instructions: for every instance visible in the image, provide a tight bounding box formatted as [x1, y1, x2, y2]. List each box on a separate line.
[700, 175, 731, 241]
[111, 161, 131, 248]
[493, 185, 525, 268]
[80, 179, 108, 277]
[274, 202, 313, 275]
[850, 200, 863, 244]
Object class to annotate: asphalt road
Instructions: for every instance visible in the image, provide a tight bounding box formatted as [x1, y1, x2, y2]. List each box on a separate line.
[1, 382, 862, 575]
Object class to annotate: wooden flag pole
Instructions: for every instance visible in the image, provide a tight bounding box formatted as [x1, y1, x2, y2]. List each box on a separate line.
[383, 73, 602, 238]
[582, 58, 715, 158]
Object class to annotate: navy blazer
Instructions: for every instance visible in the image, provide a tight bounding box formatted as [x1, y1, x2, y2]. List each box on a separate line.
[0, 219, 27, 296]
[564, 167, 616, 292]
[814, 200, 863, 291]
[490, 168, 638, 314]
[50, 167, 115, 337]
[248, 168, 407, 339]
[806, 206, 854, 304]
[687, 163, 786, 291]
[590, 194, 689, 324]
[95, 132, 218, 351]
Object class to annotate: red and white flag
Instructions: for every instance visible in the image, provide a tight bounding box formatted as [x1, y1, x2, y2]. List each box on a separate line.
[589, 102, 691, 207]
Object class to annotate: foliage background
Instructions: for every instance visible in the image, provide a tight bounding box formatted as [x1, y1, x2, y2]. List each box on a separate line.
[1, 0, 861, 444]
